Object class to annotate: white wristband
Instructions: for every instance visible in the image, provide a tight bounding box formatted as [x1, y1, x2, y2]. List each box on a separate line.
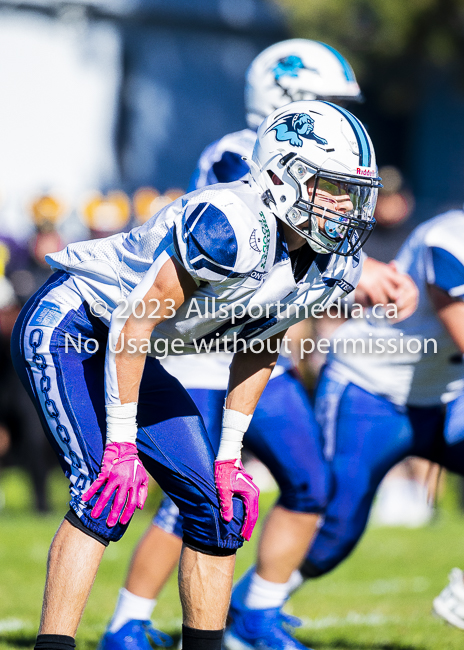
[106, 402, 138, 445]
[216, 408, 253, 461]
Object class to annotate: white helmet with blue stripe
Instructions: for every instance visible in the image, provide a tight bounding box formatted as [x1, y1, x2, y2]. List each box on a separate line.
[245, 39, 362, 130]
[249, 100, 381, 256]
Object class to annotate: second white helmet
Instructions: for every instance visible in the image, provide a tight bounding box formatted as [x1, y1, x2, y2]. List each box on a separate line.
[249, 100, 381, 256]
[245, 39, 362, 130]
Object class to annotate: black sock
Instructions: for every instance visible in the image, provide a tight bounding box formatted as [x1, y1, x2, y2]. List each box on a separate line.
[181, 625, 223, 650]
[34, 634, 76, 650]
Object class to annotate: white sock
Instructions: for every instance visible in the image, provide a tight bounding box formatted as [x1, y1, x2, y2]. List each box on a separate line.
[288, 570, 304, 594]
[244, 572, 293, 610]
[108, 588, 157, 633]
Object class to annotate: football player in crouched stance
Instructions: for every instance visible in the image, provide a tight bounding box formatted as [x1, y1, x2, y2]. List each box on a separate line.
[11, 100, 380, 650]
[98, 39, 416, 650]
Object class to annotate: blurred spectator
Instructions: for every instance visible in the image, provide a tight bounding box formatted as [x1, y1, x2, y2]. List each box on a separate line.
[364, 165, 415, 262]
[8, 194, 65, 303]
[0, 268, 56, 512]
[0, 195, 68, 511]
[132, 187, 184, 225]
[81, 190, 131, 239]
[374, 166, 415, 228]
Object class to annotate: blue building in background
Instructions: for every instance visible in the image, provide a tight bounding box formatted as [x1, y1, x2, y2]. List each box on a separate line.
[0, 0, 286, 240]
[116, 0, 287, 191]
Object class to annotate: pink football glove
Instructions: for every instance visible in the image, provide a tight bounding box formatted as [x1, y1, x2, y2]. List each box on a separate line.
[214, 459, 260, 541]
[82, 442, 149, 527]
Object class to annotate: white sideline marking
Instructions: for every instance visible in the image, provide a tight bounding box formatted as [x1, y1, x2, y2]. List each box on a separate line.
[0, 619, 27, 633]
[300, 575, 429, 596]
[369, 576, 429, 594]
[300, 611, 394, 629]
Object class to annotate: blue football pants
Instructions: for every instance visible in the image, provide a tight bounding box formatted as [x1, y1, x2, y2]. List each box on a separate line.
[11, 271, 245, 552]
[302, 365, 464, 577]
[154, 369, 330, 537]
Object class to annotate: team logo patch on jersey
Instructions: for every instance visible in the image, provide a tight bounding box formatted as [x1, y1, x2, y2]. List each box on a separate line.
[258, 212, 271, 269]
[322, 278, 355, 294]
[266, 113, 328, 148]
[249, 229, 262, 253]
[337, 279, 355, 294]
[247, 270, 266, 282]
[30, 301, 62, 327]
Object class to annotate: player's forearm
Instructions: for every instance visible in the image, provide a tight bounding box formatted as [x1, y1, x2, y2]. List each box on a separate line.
[110, 256, 197, 406]
[105, 320, 154, 446]
[226, 333, 282, 415]
[216, 334, 281, 461]
[226, 357, 275, 414]
[113, 316, 154, 404]
[217, 362, 274, 461]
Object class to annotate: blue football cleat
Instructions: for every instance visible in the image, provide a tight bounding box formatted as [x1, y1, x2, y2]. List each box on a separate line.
[98, 620, 173, 650]
[223, 606, 311, 649]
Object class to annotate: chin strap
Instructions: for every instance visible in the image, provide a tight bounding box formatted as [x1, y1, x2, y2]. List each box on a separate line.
[261, 190, 276, 208]
[244, 154, 282, 200]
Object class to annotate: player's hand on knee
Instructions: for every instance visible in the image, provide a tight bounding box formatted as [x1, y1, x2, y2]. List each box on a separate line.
[214, 459, 259, 541]
[82, 442, 149, 527]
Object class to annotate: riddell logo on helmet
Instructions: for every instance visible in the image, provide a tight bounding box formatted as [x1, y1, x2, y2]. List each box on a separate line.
[356, 167, 376, 177]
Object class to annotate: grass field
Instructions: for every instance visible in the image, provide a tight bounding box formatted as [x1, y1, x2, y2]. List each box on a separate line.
[1, 468, 464, 650]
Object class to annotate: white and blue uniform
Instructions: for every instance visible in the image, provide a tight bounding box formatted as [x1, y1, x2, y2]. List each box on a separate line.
[164, 128, 260, 393]
[154, 130, 334, 539]
[302, 211, 464, 577]
[11, 178, 359, 548]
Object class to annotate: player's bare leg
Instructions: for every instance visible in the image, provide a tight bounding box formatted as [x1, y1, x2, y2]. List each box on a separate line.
[256, 506, 319, 583]
[39, 519, 106, 636]
[102, 524, 181, 644]
[220, 506, 319, 649]
[178, 545, 235, 629]
[125, 524, 182, 598]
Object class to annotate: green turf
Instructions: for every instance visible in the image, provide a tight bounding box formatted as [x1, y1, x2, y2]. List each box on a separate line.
[1, 468, 464, 649]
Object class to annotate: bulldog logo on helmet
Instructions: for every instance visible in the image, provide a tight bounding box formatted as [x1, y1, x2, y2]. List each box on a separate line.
[272, 55, 305, 80]
[266, 113, 328, 148]
[272, 55, 319, 82]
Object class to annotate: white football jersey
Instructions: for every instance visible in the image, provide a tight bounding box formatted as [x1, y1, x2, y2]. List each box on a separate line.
[329, 210, 464, 406]
[47, 180, 361, 404]
[167, 127, 295, 389]
[165, 128, 257, 389]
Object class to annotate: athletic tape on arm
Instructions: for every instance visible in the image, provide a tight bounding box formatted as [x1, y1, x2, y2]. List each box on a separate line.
[216, 408, 252, 461]
[106, 402, 138, 444]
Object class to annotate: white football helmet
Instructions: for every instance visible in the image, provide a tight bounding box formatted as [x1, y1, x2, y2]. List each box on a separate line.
[249, 100, 381, 256]
[245, 39, 362, 130]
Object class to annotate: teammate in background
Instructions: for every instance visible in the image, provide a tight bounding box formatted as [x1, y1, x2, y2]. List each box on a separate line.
[12, 100, 380, 650]
[188, 39, 363, 193]
[99, 41, 415, 650]
[275, 210, 464, 628]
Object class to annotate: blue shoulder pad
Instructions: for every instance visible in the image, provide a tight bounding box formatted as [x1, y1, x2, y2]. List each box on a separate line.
[183, 203, 238, 277]
[212, 151, 250, 184]
[430, 246, 464, 297]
